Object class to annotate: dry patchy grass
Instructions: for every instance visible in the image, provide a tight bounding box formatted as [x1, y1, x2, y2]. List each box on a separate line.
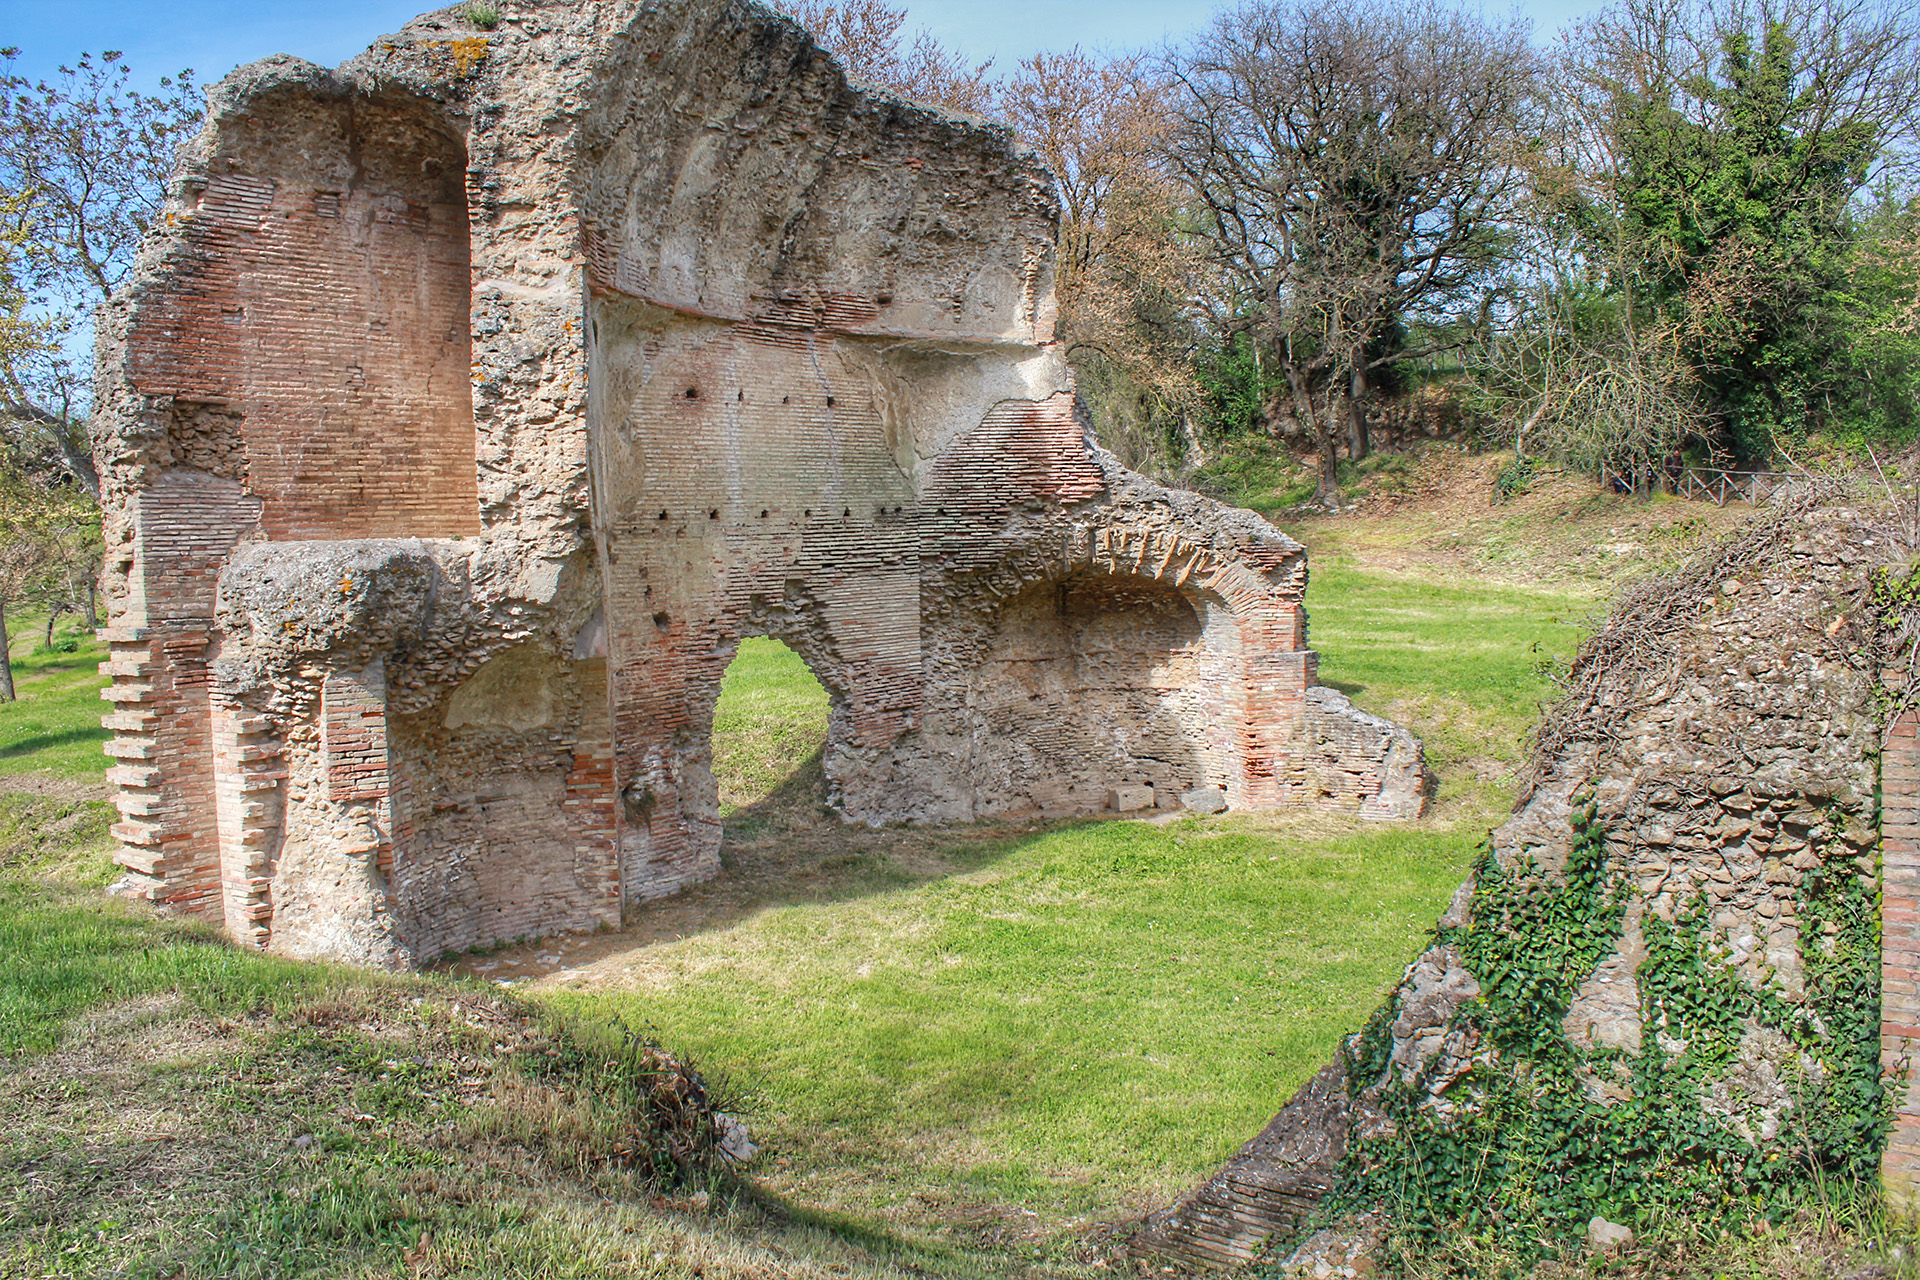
[1, 964, 1082, 1279]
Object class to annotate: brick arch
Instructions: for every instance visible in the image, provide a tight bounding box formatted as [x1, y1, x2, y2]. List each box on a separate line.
[685, 614, 858, 835]
[935, 522, 1314, 814]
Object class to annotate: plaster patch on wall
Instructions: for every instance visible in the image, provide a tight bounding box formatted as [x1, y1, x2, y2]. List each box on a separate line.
[444, 644, 562, 732]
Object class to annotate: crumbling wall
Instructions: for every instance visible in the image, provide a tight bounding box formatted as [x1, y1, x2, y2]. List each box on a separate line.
[94, 0, 1427, 970]
[1137, 496, 1898, 1269]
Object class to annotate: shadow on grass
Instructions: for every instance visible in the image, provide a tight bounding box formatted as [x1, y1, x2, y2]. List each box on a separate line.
[0, 727, 110, 760]
[1320, 678, 1366, 697]
[596, 743, 1099, 952]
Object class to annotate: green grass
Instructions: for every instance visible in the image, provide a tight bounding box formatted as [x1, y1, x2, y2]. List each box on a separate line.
[0, 567, 1586, 1270]
[1194, 439, 1424, 514]
[1302, 560, 1589, 813]
[0, 831, 339, 1059]
[714, 637, 830, 815]
[0, 611, 109, 780]
[549, 582, 1588, 1243]
[554, 820, 1476, 1225]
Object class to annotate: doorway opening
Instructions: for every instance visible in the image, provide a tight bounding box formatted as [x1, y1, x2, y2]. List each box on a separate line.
[711, 636, 830, 823]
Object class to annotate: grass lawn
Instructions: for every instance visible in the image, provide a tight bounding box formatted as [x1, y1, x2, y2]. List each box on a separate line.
[542, 555, 1590, 1251]
[713, 637, 830, 815]
[0, 611, 112, 782]
[1302, 561, 1590, 819]
[1, 500, 1909, 1277]
[553, 815, 1479, 1236]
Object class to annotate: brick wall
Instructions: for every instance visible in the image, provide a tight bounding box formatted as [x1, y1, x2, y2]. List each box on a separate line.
[103, 85, 484, 926]
[592, 308, 926, 904]
[211, 694, 285, 946]
[968, 576, 1211, 812]
[1884, 708, 1920, 1200]
[381, 649, 622, 961]
[124, 92, 478, 540]
[106, 472, 263, 911]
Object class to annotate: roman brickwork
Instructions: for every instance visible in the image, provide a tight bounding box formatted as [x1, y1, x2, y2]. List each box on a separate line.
[93, 0, 1427, 969]
[1884, 707, 1920, 1200]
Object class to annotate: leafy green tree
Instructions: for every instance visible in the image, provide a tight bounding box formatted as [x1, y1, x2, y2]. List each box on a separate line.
[0, 192, 50, 391]
[1544, 0, 1920, 463]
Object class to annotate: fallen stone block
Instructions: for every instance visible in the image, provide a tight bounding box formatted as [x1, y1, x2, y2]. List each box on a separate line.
[1181, 787, 1228, 815]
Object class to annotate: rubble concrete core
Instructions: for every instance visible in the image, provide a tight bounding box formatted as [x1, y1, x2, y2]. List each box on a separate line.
[94, 0, 1428, 969]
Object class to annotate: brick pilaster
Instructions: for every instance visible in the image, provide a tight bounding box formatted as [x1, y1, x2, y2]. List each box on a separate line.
[1883, 707, 1920, 1202]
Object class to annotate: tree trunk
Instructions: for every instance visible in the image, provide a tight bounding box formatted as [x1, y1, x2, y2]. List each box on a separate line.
[43, 608, 55, 648]
[1285, 363, 1341, 506]
[1177, 410, 1208, 471]
[1347, 360, 1371, 462]
[1316, 421, 1341, 505]
[83, 579, 98, 630]
[0, 600, 15, 702]
[0, 395, 102, 500]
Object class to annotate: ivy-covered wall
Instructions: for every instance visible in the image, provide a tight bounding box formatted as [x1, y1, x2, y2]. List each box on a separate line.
[1136, 494, 1904, 1269]
[1339, 499, 1891, 1253]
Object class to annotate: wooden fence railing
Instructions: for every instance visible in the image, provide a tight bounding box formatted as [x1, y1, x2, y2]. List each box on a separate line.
[1598, 463, 1796, 506]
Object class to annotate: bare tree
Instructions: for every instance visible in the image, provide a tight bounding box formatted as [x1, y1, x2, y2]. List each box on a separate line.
[773, 0, 994, 114]
[1163, 0, 1541, 502]
[0, 50, 201, 497]
[997, 49, 1215, 473]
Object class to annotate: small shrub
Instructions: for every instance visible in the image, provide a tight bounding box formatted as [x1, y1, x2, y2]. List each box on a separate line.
[1492, 454, 1535, 502]
[462, 2, 500, 29]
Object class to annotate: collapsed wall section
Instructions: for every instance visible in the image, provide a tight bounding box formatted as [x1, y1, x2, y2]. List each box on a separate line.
[1135, 499, 1893, 1269]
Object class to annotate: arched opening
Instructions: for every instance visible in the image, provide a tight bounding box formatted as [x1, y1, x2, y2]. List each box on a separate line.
[710, 635, 831, 830]
[968, 572, 1215, 814]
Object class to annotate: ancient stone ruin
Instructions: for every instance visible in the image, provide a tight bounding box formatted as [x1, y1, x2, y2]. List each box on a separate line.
[1135, 496, 1917, 1270]
[94, 0, 1426, 968]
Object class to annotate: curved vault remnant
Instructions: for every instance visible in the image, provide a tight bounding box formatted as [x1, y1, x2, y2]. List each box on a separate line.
[93, 0, 1428, 969]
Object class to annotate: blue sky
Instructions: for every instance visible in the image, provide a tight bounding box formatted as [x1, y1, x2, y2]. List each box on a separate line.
[3, 0, 1600, 93]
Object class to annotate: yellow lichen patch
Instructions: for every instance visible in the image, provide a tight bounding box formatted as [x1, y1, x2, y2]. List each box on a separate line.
[438, 36, 491, 77]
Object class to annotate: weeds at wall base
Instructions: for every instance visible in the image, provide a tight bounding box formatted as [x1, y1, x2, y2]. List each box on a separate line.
[1307, 794, 1890, 1272]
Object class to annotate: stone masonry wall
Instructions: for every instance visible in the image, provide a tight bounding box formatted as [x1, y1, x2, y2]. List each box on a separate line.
[1137, 499, 1906, 1269]
[94, 0, 1427, 969]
